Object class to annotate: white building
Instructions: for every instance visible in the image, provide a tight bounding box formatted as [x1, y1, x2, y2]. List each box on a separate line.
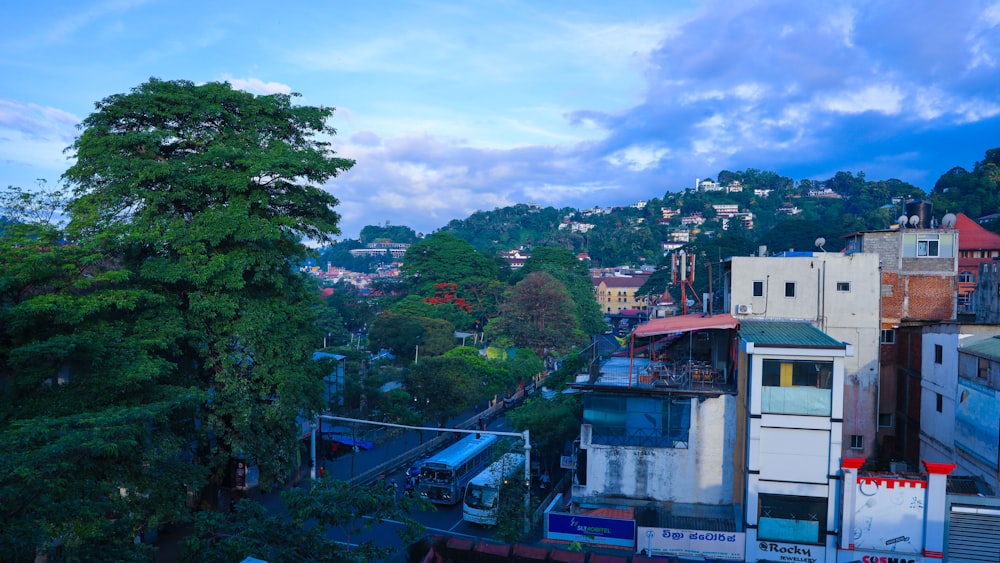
[738, 320, 848, 563]
[725, 252, 881, 460]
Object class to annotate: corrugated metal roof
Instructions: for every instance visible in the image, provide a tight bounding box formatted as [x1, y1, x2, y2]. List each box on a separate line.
[961, 334, 1000, 360]
[633, 313, 739, 337]
[740, 320, 845, 349]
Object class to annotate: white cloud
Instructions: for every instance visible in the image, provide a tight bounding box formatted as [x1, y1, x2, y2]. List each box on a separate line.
[224, 77, 292, 96]
[818, 84, 904, 115]
[606, 145, 669, 171]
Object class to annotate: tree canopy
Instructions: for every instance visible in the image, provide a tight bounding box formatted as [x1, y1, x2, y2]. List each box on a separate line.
[2, 78, 355, 558]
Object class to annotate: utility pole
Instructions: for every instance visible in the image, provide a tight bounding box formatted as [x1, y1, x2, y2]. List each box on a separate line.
[316, 414, 532, 532]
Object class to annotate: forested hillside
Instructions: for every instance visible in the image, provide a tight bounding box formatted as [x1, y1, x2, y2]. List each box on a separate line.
[317, 148, 1000, 272]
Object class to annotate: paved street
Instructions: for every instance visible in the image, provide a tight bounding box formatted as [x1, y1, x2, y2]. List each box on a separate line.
[154, 403, 508, 561]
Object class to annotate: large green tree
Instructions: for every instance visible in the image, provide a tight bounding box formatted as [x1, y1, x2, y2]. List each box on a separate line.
[61, 78, 354, 497]
[492, 271, 581, 358]
[0, 189, 202, 559]
[515, 247, 606, 337]
[399, 232, 498, 296]
[403, 356, 477, 426]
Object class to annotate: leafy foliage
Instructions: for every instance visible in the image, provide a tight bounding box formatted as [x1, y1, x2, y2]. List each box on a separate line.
[507, 394, 582, 472]
[184, 476, 428, 563]
[2, 77, 356, 556]
[492, 271, 582, 358]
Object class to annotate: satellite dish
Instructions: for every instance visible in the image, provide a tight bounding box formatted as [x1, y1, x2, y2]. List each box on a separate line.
[815, 237, 826, 251]
[897, 215, 908, 227]
[941, 213, 957, 227]
[909, 215, 920, 226]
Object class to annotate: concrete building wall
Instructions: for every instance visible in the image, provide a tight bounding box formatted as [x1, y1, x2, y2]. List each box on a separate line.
[920, 326, 960, 465]
[742, 346, 847, 563]
[729, 254, 879, 459]
[579, 394, 737, 504]
[977, 262, 1000, 323]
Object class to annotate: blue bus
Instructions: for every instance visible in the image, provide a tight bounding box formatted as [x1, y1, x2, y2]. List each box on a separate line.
[418, 434, 498, 505]
[462, 452, 525, 525]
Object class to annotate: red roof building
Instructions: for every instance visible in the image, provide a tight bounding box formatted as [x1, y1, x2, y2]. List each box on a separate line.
[955, 213, 1000, 314]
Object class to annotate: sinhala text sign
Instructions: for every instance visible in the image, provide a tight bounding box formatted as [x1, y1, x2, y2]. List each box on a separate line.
[637, 526, 744, 560]
[547, 512, 636, 548]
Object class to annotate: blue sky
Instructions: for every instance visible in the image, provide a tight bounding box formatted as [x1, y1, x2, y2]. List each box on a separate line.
[2, 0, 999, 239]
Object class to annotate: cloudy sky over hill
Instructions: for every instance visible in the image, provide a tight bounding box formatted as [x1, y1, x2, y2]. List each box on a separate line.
[2, 0, 998, 238]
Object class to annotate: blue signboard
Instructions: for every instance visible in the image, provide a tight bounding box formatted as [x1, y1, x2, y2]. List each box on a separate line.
[547, 512, 636, 548]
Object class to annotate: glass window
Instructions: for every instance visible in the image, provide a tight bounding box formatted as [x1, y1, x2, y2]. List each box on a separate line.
[936, 393, 943, 413]
[753, 280, 764, 297]
[758, 494, 827, 545]
[785, 282, 796, 297]
[959, 271, 975, 283]
[878, 413, 893, 427]
[583, 394, 691, 447]
[917, 237, 939, 257]
[880, 329, 895, 344]
[836, 282, 850, 292]
[760, 359, 833, 416]
[850, 435, 864, 449]
[934, 344, 943, 364]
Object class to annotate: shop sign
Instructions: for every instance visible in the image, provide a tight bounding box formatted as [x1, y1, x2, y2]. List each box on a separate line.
[755, 540, 824, 563]
[547, 513, 635, 548]
[637, 526, 744, 560]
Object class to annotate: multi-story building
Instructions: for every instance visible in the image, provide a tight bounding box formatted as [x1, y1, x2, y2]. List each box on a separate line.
[738, 320, 849, 563]
[725, 252, 881, 459]
[842, 216, 958, 458]
[953, 212, 1000, 316]
[592, 273, 651, 315]
[553, 314, 853, 562]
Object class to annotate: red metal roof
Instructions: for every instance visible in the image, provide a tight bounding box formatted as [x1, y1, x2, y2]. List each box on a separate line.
[956, 213, 1000, 249]
[633, 313, 739, 337]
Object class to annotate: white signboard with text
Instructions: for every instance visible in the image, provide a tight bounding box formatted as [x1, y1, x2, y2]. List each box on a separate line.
[637, 526, 744, 560]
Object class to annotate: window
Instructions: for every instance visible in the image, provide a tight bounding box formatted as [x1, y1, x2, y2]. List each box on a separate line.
[902, 232, 955, 258]
[836, 282, 851, 292]
[959, 271, 975, 283]
[758, 494, 827, 545]
[878, 413, 893, 428]
[784, 282, 796, 297]
[880, 329, 895, 344]
[760, 359, 833, 416]
[583, 394, 691, 448]
[917, 236, 940, 257]
[934, 344, 943, 364]
[753, 280, 764, 297]
[850, 435, 864, 449]
[936, 393, 943, 413]
[979, 358, 989, 379]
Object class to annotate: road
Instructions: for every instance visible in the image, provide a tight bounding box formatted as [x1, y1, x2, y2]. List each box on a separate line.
[319, 412, 520, 558]
[154, 393, 549, 562]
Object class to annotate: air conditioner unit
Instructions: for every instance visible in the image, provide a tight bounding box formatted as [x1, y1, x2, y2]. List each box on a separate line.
[736, 304, 752, 314]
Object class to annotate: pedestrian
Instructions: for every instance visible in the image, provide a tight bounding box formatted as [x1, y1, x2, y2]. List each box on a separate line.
[478, 417, 486, 431]
[540, 470, 550, 491]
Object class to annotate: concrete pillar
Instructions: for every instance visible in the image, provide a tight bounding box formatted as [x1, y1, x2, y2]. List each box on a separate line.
[840, 458, 865, 551]
[922, 460, 956, 560]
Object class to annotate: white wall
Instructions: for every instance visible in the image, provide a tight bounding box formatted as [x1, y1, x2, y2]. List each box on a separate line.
[731, 254, 880, 459]
[580, 394, 737, 504]
[919, 329, 959, 464]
